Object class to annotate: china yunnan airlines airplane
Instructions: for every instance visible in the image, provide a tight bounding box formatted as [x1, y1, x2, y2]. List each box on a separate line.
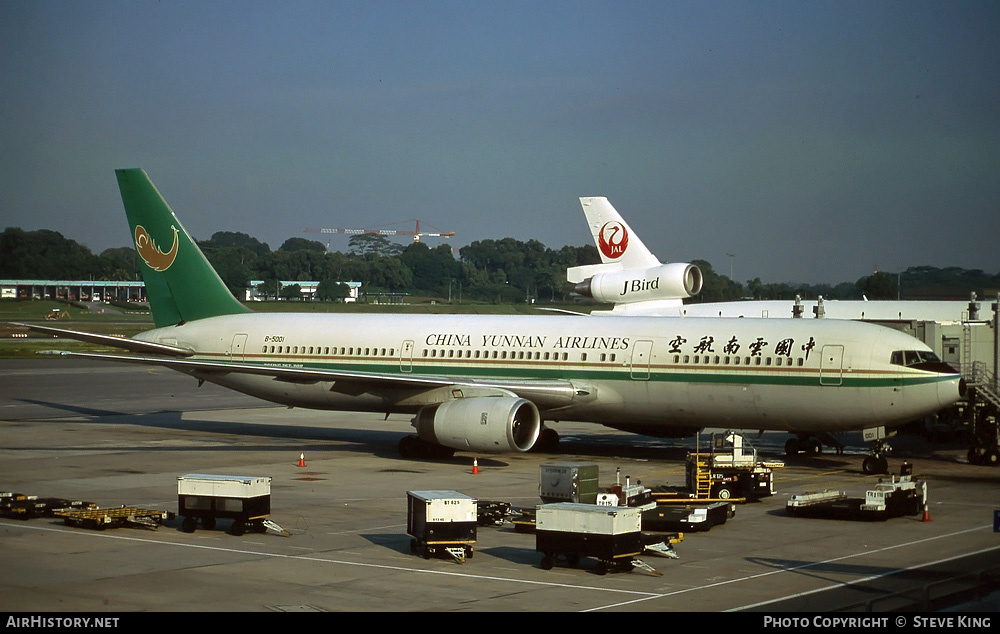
[22, 170, 965, 475]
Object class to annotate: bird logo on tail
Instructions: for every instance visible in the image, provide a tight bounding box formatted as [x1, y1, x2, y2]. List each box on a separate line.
[134, 224, 179, 271]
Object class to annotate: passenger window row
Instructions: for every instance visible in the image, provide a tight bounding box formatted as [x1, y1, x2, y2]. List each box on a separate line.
[672, 354, 806, 367]
[261, 345, 396, 357]
[419, 349, 619, 363]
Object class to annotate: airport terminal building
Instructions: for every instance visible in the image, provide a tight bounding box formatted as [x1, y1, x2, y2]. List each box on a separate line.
[1, 279, 147, 303]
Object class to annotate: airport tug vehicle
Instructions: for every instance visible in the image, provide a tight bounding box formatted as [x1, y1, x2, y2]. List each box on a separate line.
[407, 490, 478, 563]
[177, 474, 287, 536]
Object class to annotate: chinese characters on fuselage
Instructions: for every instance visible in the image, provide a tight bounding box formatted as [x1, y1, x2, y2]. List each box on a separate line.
[671, 335, 816, 358]
[423, 332, 818, 359]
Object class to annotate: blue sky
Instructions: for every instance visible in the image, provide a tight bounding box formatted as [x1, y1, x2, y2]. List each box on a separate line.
[2, 0, 997, 284]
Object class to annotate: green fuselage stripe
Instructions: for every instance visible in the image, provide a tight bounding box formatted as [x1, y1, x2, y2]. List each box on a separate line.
[197, 354, 954, 389]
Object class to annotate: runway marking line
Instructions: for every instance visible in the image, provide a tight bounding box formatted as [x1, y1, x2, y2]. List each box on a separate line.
[0, 521, 658, 598]
[584, 524, 998, 612]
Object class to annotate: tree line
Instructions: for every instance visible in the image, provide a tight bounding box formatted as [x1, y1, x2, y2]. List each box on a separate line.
[1, 226, 996, 303]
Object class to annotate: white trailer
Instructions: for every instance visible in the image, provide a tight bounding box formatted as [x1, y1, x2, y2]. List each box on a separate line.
[177, 474, 285, 536]
[406, 490, 477, 562]
[535, 503, 660, 575]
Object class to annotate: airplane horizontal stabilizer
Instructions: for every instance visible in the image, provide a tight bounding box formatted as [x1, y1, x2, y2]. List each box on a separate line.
[13, 323, 194, 357]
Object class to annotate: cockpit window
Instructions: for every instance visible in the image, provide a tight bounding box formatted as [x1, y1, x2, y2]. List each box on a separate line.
[891, 350, 942, 366]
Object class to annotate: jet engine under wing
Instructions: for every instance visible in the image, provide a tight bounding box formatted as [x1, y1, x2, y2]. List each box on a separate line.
[14, 323, 195, 357]
[62, 351, 584, 410]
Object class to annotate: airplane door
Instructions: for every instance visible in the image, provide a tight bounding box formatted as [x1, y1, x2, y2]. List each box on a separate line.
[400, 340, 414, 373]
[630, 340, 653, 380]
[230, 333, 248, 361]
[819, 345, 844, 386]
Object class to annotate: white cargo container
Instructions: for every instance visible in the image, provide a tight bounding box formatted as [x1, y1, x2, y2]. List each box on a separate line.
[406, 490, 477, 562]
[177, 474, 273, 536]
[536, 503, 647, 574]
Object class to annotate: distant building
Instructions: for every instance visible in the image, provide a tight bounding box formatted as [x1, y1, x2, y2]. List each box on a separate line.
[246, 280, 361, 302]
[0, 279, 147, 303]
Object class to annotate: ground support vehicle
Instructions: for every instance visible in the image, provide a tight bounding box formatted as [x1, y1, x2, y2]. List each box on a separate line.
[54, 506, 174, 530]
[641, 501, 734, 532]
[535, 503, 662, 576]
[596, 475, 732, 533]
[786, 475, 926, 521]
[512, 507, 537, 533]
[476, 500, 513, 526]
[685, 433, 783, 501]
[1, 493, 97, 520]
[407, 490, 477, 563]
[177, 474, 286, 536]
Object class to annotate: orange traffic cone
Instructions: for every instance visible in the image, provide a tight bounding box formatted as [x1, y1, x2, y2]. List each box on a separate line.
[298, 453, 306, 468]
[922, 503, 931, 522]
[472, 458, 479, 475]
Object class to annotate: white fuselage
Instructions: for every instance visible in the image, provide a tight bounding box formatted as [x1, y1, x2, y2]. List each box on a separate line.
[609, 300, 978, 322]
[135, 312, 962, 436]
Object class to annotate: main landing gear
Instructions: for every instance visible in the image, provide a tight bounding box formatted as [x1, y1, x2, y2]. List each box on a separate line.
[531, 426, 560, 453]
[783, 433, 844, 457]
[786, 432, 890, 475]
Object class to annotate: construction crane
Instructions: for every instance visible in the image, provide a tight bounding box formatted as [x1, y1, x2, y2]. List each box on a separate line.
[304, 220, 454, 243]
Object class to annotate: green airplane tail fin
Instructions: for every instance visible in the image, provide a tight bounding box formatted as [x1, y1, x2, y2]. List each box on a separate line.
[115, 168, 251, 328]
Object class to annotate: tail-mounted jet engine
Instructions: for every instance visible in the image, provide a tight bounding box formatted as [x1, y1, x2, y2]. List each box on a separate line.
[411, 396, 541, 454]
[574, 262, 703, 304]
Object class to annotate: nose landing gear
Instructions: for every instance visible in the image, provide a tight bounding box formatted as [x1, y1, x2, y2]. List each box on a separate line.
[862, 450, 890, 475]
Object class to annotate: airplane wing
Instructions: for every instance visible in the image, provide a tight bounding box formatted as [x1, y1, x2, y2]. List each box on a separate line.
[15, 322, 583, 407]
[61, 351, 583, 409]
[532, 307, 592, 316]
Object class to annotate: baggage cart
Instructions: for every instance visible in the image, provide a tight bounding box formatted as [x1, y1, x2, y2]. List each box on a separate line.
[786, 475, 926, 521]
[1, 493, 97, 520]
[54, 506, 173, 530]
[535, 503, 660, 575]
[177, 474, 286, 536]
[641, 501, 733, 532]
[407, 490, 477, 562]
[476, 500, 513, 526]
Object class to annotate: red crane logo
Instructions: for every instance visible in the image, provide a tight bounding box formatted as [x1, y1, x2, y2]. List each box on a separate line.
[597, 222, 629, 260]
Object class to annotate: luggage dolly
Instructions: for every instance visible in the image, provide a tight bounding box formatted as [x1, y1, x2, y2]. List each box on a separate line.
[643, 540, 680, 560]
[257, 518, 290, 536]
[629, 558, 663, 576]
